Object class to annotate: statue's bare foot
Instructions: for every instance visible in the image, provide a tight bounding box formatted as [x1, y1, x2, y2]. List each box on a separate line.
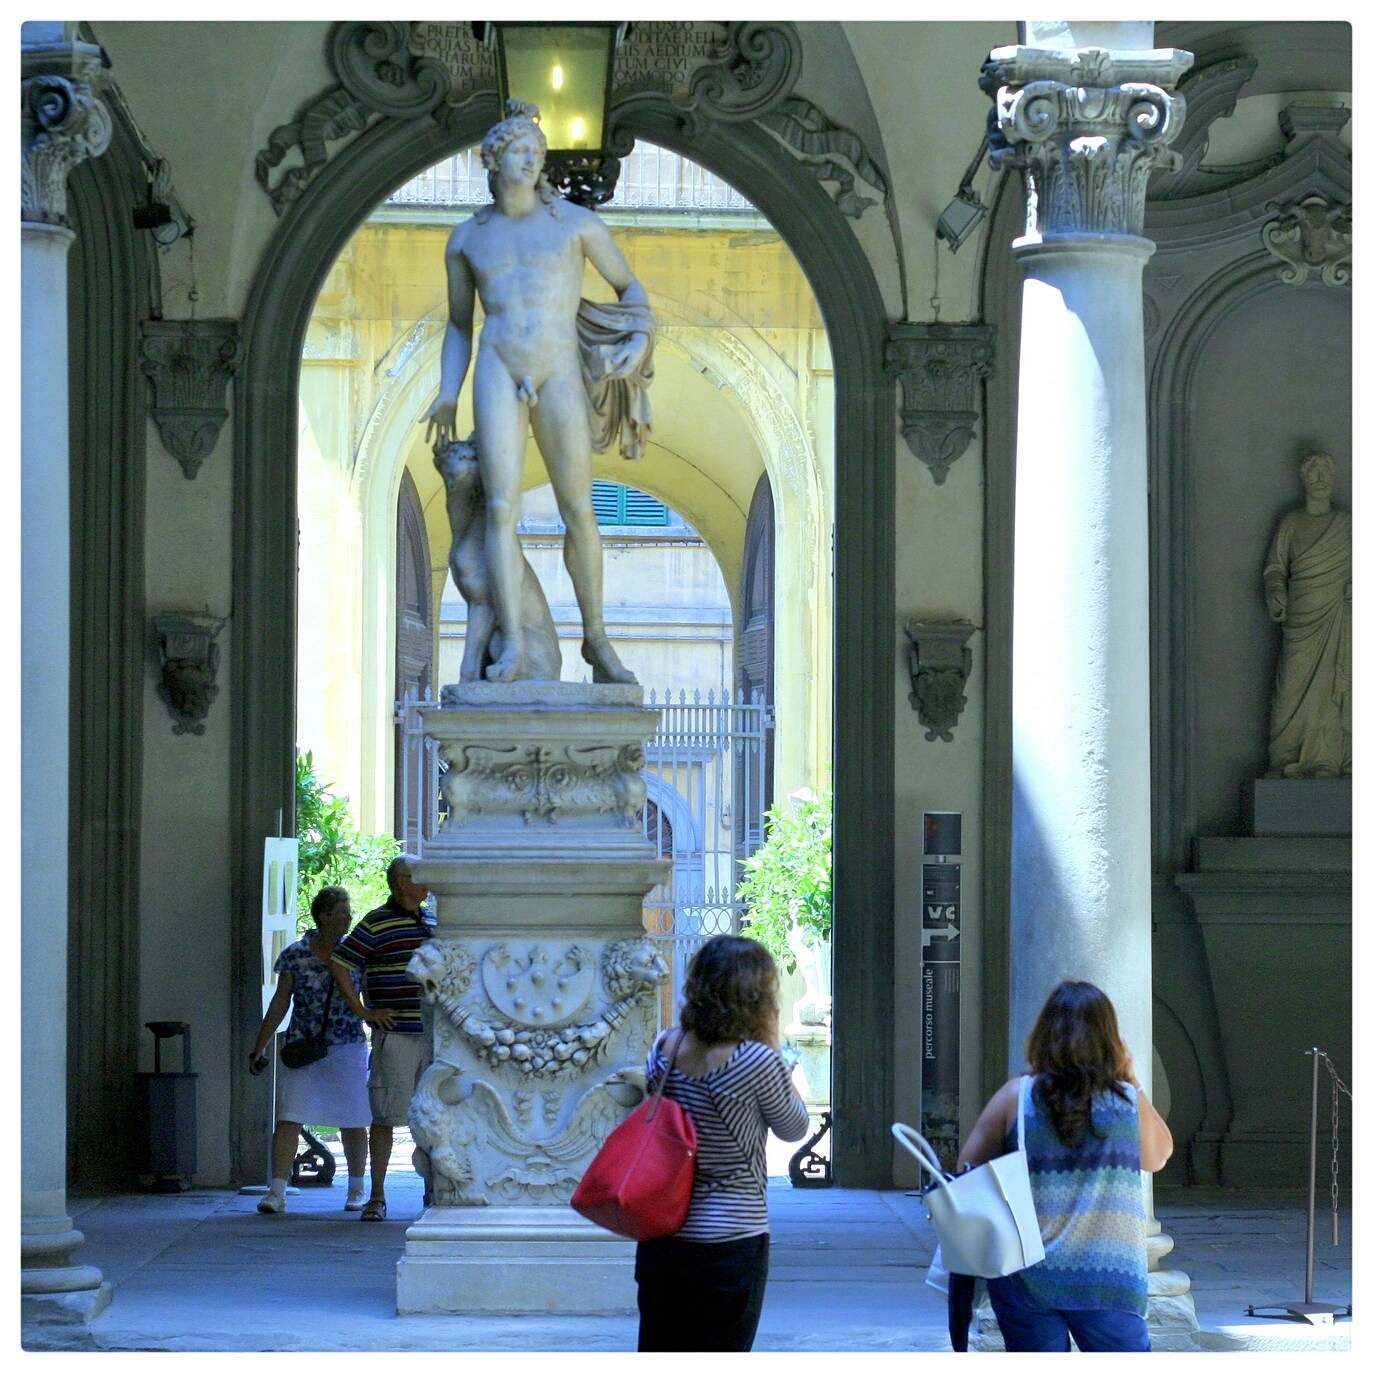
[582, 637, 637, 685]
[485, 644, 526, 683]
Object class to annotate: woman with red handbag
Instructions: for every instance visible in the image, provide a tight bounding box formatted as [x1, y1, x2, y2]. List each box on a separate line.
[634, 935, 810, 1352]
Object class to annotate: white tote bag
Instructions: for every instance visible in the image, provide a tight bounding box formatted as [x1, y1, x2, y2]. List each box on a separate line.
[892, 1076, 1045, 1279]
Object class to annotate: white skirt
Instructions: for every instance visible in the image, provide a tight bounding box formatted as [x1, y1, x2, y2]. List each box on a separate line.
[275, 1039, 370, 1128]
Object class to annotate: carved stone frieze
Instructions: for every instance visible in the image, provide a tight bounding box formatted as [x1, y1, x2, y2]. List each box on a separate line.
[21, 39, 112, 227]
[982, 44, 1192, 239]
[885, 324, 995, 485]
[256, 22, 871, 218]
[438, 740, 647, 829]
[139, 320, 242, 478]
[904, 620, 974, 742]
[1261, 194, 1351, 288]
[407, 935, 667, 1206]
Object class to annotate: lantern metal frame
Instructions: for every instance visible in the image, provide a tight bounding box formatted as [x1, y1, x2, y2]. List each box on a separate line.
[484, 20, 626, 208]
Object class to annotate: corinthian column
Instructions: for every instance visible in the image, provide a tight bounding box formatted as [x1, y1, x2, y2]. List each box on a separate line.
[985, 22, 1197, 1348]
[21, 21, 112, 1322]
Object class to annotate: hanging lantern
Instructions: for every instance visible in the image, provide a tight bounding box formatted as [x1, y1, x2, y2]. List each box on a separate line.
[487, 21, 624, 208]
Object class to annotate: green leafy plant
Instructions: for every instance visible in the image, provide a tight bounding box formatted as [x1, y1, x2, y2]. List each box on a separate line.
[294, 750, 400, 932]
[736, 786, 832, 974]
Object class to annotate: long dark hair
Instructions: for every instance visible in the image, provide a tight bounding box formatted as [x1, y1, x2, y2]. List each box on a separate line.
[679, 935, 780, 1048]
[1025, 980, 1132, 1148]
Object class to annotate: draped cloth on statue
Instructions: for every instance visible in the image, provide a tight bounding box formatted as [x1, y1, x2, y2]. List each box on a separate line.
[578, 297, 655, 461]
[1263, 507, 1352, 777]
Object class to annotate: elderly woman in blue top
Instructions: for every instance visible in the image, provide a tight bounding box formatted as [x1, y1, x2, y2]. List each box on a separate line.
[958, 980, 1173, 1352]
[635, 934, 810, 1352]
[249, 885, 370, 1213]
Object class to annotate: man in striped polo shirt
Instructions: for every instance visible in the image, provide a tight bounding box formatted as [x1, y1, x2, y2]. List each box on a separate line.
[329, 854, 435, 1221]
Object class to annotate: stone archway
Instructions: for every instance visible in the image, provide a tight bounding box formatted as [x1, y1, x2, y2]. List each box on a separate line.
[230, 29, 894, 1186]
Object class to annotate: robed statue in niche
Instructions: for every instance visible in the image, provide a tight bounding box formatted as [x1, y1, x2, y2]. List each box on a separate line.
[423, 101, 655, 686]
[1263, 451, 1352, 778]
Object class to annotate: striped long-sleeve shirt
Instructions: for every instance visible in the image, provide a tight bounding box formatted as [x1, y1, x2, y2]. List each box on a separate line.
[646, 1036, 810, 1243]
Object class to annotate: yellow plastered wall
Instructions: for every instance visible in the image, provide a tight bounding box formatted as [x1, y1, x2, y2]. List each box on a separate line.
[297, 208, 833, 831]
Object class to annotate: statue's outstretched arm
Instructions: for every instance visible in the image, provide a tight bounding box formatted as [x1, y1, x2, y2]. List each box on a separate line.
[424, 232, 477, 443]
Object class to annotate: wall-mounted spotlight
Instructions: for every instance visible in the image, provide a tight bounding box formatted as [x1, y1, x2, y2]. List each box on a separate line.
[936, 133, 991, 253]
[132, 157, 190, 248]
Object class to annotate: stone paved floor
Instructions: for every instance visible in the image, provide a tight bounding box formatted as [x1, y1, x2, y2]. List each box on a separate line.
[19, 1127, 1354, 1353]
[22, 1157, 1351, 1355]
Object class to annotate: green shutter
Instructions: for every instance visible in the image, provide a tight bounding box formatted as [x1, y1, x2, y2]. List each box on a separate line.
[592, 481, 669, 526]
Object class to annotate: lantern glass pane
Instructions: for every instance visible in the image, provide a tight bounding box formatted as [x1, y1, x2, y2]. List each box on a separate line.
[501, 25, 612, 152]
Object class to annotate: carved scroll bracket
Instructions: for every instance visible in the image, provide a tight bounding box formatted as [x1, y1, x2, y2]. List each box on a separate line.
[1261, 193, 1351, 288]
[885, 323, 994, 485]
[904, 620, 974, 742]
[151, 613, 225, 735]
[139, 320, 242, 478]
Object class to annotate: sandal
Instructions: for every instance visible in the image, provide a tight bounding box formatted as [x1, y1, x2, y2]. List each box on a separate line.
[359, 1199, 387, 1222]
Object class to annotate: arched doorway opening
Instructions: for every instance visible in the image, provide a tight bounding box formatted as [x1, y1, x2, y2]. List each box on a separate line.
[293, 142, 834, 1146]
[235, 79, 893, 1186]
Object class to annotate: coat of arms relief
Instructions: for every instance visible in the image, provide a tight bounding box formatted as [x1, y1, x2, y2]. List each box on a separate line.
[407, 936, 668, 1206]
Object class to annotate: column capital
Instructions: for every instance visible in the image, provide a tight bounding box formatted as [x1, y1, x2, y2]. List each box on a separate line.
[982, 43, 1192, 241]
[21, 36, 112, 227]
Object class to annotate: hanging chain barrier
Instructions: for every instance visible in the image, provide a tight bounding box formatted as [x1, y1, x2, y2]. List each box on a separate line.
[1313, 1048, 1352, 1246]
[1245, 1045, 1352, 1323]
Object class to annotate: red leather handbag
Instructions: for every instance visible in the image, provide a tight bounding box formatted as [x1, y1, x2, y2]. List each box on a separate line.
[572, 1030, 697, 1241]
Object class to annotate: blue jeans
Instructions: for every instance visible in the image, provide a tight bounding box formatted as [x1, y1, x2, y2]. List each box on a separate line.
[987, 1273, 1151, 1352]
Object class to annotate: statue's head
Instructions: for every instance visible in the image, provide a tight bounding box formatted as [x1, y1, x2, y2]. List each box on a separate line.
[481, 100, 548, 178]
[1299, 452, 1336, 501]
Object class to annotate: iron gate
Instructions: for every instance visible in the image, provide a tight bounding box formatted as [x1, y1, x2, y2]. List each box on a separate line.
[393, 687, 774, 1013]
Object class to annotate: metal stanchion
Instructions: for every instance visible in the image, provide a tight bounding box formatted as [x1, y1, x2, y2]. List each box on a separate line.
[1246, 1047, 1352, 1325]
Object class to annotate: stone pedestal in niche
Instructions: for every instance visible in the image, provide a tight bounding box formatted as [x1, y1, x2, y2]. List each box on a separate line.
[1244, 777, 1352, 836]
[1174, 830, 1351, 1186]
[395, 684, 670, 1315]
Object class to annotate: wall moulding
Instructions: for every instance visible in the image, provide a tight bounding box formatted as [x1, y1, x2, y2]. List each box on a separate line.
[139, 319, 241, 478]
[885, 323, 994, 485]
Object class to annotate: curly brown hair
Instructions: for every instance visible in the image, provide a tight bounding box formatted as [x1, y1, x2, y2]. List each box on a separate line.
[679, 935, 780, 1049]
[1025, 980, 1132, 1148]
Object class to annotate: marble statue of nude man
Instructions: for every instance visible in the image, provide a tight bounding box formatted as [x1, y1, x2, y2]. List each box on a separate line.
[423, 102, 654, 685]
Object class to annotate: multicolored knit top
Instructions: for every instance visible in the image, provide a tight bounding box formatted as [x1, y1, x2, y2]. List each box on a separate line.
[1015, 1075, 1148, 1315]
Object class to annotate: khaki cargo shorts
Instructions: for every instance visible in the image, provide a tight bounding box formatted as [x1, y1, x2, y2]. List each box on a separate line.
[367, 1029, 431, 1127]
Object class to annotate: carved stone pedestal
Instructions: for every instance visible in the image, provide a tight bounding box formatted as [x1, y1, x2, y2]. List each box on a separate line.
[396, 684, 670, 1315]
[1175, 833, 1350, 1185]
[397, 1208, 637, 1315]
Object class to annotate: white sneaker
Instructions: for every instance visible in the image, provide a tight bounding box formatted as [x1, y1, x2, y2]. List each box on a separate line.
[257, 1192, 286, 1214]
[344, 1189, 366, 1212]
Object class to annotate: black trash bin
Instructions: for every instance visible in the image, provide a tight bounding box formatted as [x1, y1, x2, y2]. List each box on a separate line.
[136, 1021, 198, 1191]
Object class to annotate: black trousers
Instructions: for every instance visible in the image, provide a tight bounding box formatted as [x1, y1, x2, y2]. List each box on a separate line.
[634, 1233, 770, 1352]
